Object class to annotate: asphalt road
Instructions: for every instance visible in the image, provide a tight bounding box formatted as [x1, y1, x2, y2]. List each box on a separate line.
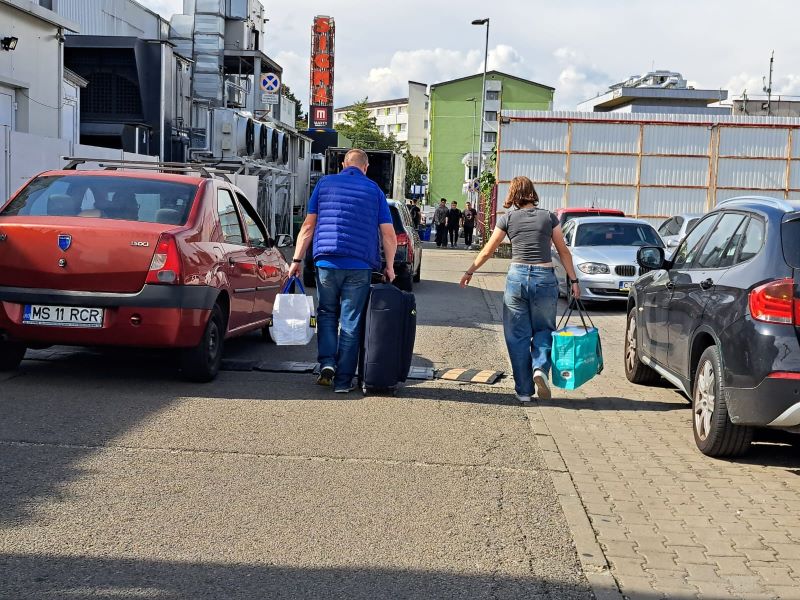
[0, 245, 591, 600]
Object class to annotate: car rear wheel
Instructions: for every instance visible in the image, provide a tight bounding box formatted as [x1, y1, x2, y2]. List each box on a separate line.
[624, 308, 661, 384]
[181, 304, 225, 382]
[692, 346, 753, 457]
[0, 340, 26, 371]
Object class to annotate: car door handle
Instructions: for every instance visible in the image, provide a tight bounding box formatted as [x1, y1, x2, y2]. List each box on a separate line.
[666, 281, 675, 291]
[700, 278, 714, 290]
[228, 257, 236, 267]
[257, 260, 264, 268]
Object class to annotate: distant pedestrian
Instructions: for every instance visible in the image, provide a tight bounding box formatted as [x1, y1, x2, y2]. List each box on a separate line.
[462, 201, 478, 248]
[408, 198, 422, 228]
[459, 176, 580, 403]
[289, 149, 398, 393]
[446, 201, 462, 248]
[434, 198, 449, 247]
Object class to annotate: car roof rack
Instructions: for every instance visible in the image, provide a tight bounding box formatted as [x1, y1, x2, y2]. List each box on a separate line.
[718, 195, 796, 212]
[60, 157, 234, 182]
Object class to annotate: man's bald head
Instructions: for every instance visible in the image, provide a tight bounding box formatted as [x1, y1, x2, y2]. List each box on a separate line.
[343, 149, 369, 172]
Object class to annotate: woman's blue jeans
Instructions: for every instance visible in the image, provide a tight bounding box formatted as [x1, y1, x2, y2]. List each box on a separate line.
[502, 265, 559, 397]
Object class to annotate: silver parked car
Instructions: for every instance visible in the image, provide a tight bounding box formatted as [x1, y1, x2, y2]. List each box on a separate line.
[553, 217, 664, 301]
[657, 213, 701, 249]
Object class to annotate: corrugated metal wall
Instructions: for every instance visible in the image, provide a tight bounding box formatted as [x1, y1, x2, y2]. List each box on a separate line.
[497, 111, 800, 221]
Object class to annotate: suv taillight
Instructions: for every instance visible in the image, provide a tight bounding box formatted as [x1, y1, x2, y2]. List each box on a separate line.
[395, 232, 409, 263]
[749, 278, 798, 324]
[145, 234, 182, 285]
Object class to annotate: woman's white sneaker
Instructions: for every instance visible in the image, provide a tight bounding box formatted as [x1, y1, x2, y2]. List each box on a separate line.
[515, 394, 532, 404]
[533, 370, 551, 400]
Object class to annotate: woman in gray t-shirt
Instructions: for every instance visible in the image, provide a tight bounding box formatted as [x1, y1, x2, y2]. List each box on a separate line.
[460, 176, 580, 402]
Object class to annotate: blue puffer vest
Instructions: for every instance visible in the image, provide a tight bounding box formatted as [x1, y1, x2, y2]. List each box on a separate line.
[313, 167, 383, 269]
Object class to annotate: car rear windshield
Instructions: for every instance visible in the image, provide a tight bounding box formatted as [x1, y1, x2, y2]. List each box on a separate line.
[575, 222, 663, 247]
[389, 206, 405, 234]
[561, 211, 624, 225]
[783, 216, 800, 268]
[1, 175, 198, 225]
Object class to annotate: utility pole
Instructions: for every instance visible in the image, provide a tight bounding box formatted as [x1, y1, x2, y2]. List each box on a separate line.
[763, 50, 774, 116]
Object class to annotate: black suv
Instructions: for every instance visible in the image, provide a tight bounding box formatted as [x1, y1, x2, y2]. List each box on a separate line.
[625, 196, 800, 457]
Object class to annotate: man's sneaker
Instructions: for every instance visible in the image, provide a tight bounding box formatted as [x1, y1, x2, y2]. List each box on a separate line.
[533, 370, 551, 400]
[334, 386, 354, 394]
[317, 366, 335, 386]
[515, 394, 532, 403]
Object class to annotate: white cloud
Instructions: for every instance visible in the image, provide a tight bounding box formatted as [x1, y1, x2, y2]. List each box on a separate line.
[724, 72, 800, 99]
[553, 47, 613, 109]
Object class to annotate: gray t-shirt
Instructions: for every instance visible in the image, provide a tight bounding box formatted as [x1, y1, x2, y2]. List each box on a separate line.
[496, 208, 559, 263]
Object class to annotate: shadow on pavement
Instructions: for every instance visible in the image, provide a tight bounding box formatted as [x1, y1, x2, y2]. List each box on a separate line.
[0, 553, 595, 600]
[538, 396, 688, 412]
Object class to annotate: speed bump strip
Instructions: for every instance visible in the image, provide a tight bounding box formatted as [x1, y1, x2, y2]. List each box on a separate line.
[435, 368, 504, 384]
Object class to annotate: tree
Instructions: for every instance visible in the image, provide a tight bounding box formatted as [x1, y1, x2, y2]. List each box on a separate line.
[404, 151, 428, 196]
[281, 84, 307, 129]
[335, 98, 405, 152]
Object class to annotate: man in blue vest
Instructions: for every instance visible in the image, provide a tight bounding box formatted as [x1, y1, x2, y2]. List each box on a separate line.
[289, 149, 397, 393]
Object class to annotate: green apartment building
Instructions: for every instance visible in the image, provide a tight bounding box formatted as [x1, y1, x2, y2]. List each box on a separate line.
[428, 71, 554, 206]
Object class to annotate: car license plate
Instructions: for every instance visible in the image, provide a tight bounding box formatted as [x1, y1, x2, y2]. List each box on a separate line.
[619, 281, 633, 292]
[22, 305, 104, 328]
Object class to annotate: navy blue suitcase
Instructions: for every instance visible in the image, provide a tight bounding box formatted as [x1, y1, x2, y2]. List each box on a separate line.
[359, 284, 417, 394]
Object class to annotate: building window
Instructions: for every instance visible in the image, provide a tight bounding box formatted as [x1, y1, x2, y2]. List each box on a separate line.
[424, 101, 429, 110]
[484, 131, 497, 143]
[485, 111, 498, 121]
[299, 140, 306, 159]
[486, 90, 500, 101]
[399, 123, 407, 132]
[424, 119, 429, 129]
[423, 138, 428, 147]
[385, 107, 392, 116]
[398, 106, 406, 114]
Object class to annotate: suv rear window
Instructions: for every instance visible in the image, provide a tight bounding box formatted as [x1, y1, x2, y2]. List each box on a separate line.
[389, 206, 405, 234]
[783, 217, 800, 268]
[1, 175, 198, 225]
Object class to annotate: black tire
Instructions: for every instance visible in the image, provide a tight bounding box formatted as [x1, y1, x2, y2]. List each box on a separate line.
[394, 266, 413, 292]
[180, 304, 225, 382]
[413, 259, 421, 283]
[0, 340, 26, 371]
[261, 325, 275, 344]
[692, 346, 753, 457]
[624, 307, 661, 384]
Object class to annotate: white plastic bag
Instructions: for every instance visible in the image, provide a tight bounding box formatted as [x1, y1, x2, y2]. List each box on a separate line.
[269, 277, 316, 345]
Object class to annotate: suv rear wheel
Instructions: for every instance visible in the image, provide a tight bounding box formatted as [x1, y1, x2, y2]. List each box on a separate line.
[624, 308, 660, 384]
[692, 346, 753, 457]
[0, 340, 26, 371]
[181, 304, 226, 382]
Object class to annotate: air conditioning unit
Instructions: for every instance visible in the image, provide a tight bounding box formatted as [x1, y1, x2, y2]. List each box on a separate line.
[212, 109, 255, 158]
[279, 132, 289, 164]
[268, 126, 279, 161]
[225, 81, 245, 107]
[236, 116, 255, 156]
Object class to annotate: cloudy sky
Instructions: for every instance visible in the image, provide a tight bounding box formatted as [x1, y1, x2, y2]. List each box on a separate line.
[142, 0, 800, 111]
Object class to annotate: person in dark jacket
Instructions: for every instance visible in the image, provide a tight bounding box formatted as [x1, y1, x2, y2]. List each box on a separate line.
[462, 201, 478, 248]
[446, 201, 462, 248]
[433, 198, 449, 247]
[289, 149, 397, 393]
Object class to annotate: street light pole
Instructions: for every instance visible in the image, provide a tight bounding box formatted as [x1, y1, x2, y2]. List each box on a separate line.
[466, 97, 477, 204]
[472, 18, 490, 182]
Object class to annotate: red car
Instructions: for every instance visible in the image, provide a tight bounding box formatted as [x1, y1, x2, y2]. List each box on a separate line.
[0, 168, 290, 381]
[554, 207, 626, 227]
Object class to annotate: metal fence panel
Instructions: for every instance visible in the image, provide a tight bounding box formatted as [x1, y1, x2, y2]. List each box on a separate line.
[718, 127, 789, 158]
[499, 121, 568, 152]
[638, 187, 707, 217]
[792, 134, 800, 159]
[716, 189, 785, 202]
[717, 158, 786, 189]
[643, 125, 710, 156]
[640, 156, 709, 187]
[498, 152, 566, 183]
[567, 186, 636, 214]
[571, 123, 639, 153]
[496, 183, 564, 211]
[791, 160, 800, 190]
[570, 154, 637, 185]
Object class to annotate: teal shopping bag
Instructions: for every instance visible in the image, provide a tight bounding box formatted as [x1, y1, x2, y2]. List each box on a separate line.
[551, 300, 604, 390]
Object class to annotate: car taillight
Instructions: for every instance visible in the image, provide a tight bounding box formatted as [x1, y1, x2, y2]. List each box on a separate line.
[146, 234, 182, 285]
[767, 372, 800, 380]
[397, 232, 409, 246]
[749, 278, 798, 324]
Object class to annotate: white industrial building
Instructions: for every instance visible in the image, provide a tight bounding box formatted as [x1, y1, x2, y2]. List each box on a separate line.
[496, 110, 800, 224]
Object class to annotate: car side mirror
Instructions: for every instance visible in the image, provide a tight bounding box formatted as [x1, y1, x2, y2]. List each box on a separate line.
[667, 239, 679, 248]
[638, 246, 665, 271]
[276, 234, 293, 248]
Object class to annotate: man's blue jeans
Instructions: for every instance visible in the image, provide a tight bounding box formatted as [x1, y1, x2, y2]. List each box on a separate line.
[316, 267, 371, 388]
[502, 265, 559, 397]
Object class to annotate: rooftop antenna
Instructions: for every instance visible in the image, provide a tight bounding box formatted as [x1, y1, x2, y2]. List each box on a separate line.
[762, 50, 774, 116]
